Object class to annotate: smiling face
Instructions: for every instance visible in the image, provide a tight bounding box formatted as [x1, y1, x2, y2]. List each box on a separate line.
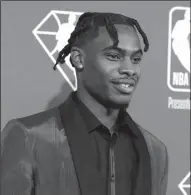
[76, 24, 143, 108]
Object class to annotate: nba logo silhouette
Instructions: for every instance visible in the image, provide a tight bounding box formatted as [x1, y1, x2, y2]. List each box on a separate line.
[167, 7, 190, 92]
[33, 10, 83, 91]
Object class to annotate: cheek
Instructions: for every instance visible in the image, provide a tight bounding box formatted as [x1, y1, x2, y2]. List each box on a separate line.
[137, 66, 141, 80]
[136, 65, 141, 74]
[84, 55, 112, 84]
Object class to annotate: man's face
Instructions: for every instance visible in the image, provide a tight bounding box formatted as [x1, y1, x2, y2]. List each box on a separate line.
[79, 24, 143, 108]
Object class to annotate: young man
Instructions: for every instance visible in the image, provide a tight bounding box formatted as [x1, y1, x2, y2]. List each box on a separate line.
[1, 12, 168, 195]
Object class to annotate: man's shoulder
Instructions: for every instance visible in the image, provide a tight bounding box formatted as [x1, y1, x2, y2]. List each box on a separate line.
[3, 107, 61, 132]
[126, 112, 167, 151]
[19, 107, 60, 127]
[135, 122, 167, 153]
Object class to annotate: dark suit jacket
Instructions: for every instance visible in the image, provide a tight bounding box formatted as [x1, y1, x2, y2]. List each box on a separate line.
[1, 93, 168, 195]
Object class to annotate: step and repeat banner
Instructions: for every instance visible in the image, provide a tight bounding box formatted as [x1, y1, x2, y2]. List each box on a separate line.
[1, 1, 190, 195]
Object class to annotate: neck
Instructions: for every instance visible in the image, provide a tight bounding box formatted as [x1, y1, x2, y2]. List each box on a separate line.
[76, 89, 120, 129]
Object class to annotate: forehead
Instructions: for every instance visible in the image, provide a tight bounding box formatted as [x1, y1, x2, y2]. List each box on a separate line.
[84, 24, 142, 53]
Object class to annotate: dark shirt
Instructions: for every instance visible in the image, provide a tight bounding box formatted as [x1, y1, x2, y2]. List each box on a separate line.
[73, 93, 139, 195]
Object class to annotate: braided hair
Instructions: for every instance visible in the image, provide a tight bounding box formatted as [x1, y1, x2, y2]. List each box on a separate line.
[53, 12, 149, 70]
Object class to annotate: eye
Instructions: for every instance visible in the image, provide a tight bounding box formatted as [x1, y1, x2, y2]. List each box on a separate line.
[105, 53, 121, 61]
[132, 56, 142, 64]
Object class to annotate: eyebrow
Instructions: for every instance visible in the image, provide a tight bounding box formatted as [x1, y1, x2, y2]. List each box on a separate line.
[102, 46, 143, 56]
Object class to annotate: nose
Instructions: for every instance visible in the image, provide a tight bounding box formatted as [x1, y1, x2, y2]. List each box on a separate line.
[118, 58, 139, 76]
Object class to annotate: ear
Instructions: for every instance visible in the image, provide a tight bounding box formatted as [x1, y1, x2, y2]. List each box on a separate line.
[70, 47, 84, 71]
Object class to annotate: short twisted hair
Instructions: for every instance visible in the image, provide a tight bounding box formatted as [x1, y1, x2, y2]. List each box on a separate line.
[53, 12, 149, 70]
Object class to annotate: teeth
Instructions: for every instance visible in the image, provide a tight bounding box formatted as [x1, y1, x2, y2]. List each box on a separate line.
[121, 84, 130, 88]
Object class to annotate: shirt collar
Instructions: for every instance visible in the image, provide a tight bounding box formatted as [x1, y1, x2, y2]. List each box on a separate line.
[71, 91, 138, 138]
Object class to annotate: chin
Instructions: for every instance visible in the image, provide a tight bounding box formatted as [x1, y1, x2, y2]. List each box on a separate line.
[106, 94, 132, 108]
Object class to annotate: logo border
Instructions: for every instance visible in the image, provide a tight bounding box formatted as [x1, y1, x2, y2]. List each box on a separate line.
[32, 10, 84, 91]
[167, 6, 190, 93]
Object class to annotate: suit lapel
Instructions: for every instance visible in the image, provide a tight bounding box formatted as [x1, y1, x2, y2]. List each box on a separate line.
[58, 93, 105, 195]
[125, 113, 152, 195]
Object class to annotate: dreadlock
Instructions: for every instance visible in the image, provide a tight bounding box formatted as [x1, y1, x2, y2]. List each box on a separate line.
[53, 12, 149, 70]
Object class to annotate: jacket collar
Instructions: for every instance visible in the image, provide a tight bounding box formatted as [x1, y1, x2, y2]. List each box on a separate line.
[58, 92, 151, 195]
[58, 92, 106, 195]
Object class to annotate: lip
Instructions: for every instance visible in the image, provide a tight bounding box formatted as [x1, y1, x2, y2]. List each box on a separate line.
[111, 79, 136, 86]
[112, 83, 134, 94]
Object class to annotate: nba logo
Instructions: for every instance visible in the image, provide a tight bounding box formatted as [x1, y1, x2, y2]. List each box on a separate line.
[33, 10, 84, 91]
[167, 7, 190, 92]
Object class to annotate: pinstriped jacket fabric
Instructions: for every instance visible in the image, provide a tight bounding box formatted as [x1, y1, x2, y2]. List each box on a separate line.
[1, 93, 168, 195]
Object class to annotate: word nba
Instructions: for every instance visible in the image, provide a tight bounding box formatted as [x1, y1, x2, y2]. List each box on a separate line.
[172, 72, 189, 86]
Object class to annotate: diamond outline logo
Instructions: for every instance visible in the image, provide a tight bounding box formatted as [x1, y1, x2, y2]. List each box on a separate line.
[178, 171, 190, 195]
[167, 6, 190, 93]
[32, 10, 84, 91]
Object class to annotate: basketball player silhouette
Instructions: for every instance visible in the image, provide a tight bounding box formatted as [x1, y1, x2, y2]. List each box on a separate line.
[171, 8, 190, 73]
